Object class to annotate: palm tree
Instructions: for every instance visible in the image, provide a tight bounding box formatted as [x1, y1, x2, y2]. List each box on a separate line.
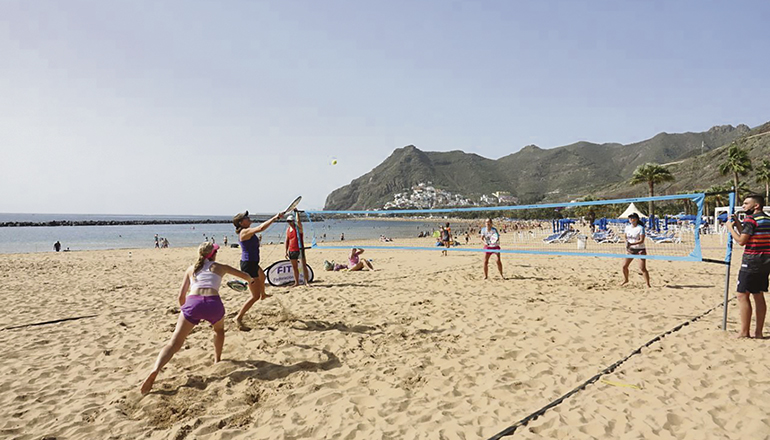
[719, 142, 752, 201]
[705, 184, 728, 218]
[755, 159, 770, 202]
[629, 163, 675, 219]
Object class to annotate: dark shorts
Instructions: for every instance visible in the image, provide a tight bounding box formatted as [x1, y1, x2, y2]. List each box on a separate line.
[181, 295, 225, 325]
[288, 251, 300, 260]
[240, 260, 262, 278]
[627, 248, 647, 256]
[737, 270, 770, 294]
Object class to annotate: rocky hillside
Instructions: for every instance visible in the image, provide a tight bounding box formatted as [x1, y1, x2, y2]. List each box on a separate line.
[324, 123, 756, 210]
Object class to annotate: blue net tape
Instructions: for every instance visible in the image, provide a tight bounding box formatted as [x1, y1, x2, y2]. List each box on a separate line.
[305, 193, 706, 262]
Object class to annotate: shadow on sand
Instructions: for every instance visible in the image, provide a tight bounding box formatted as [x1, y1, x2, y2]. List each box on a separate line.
[151, 345, 341, 395]
[292, 319, 380, 335]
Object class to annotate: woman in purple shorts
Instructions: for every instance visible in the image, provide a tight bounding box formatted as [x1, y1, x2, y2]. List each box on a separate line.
[141, 242, 257, 394]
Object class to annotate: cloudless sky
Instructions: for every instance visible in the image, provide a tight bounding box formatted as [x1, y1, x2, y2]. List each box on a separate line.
[1, 0, 768, 215]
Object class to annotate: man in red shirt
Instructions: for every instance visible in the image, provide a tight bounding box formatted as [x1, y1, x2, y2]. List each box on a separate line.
[285, 214, 310, 287]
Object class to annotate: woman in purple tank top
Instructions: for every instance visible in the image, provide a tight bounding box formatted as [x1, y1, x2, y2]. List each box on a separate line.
[232, 209, 284, 330]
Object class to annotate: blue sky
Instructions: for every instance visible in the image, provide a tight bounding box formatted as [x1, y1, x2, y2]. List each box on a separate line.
[1, 0, 768, 215]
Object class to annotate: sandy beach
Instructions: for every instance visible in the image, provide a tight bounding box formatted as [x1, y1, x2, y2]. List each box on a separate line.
[2, 235, 769, 440]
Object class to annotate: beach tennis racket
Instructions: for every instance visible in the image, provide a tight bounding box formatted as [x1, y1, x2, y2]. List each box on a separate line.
[283, 196, 302, 215]
[226, 280, 248, 292]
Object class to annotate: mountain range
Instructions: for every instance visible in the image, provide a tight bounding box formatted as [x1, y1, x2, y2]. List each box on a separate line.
[324, 122, 770, 210]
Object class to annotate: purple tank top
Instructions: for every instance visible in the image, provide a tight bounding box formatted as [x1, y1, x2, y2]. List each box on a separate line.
[240, 234, 260, 263]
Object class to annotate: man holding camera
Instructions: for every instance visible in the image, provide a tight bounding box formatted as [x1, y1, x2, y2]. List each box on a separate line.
[728, 194, 770, 338]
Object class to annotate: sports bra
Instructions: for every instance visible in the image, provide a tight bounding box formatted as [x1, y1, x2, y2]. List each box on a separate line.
[190, 260, 223, 291]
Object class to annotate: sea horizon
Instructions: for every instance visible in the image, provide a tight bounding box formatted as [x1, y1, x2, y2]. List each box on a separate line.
[0, 217, 440, 255]
[0, 212, 275, 223]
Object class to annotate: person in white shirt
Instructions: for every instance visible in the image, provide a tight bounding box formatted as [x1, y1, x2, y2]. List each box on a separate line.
[621, 213, 650, 287]
[480, 218, 504, 280]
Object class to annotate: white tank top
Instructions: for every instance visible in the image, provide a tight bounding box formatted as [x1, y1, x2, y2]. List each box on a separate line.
[190, 260, 223, 291]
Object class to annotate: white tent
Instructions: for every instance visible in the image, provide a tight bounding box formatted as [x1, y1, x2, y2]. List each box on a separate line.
[618, 203, 647, 219]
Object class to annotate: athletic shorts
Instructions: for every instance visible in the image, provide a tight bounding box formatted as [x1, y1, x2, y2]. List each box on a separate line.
[181, 295, 225, 325]
[288, 251, 300, 260]
[737, 270, 770, 294]
[240, 260, 262, 278]
[484, 245, 501, 253]
[627, 248, 647, 256]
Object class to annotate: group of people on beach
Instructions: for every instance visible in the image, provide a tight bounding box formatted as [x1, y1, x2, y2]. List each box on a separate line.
[141, 195, 770, 393]
[154, 234, 169, 249]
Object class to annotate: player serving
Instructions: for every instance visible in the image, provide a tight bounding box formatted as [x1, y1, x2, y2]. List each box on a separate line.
[480, 218, 504, 280]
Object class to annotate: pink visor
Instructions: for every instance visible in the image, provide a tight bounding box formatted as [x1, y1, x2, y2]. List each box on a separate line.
[205, 243, 220, 259]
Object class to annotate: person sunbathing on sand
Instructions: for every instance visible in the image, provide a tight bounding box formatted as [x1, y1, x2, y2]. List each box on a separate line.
[140, 242, 258, 395]
[348, 247, 374, 271]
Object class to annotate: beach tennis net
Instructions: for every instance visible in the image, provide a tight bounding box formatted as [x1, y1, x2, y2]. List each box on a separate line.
[301, 193, 705, 262]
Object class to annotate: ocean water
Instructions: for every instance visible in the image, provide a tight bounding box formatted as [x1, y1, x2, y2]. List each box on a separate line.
[0, 214, 441, 254]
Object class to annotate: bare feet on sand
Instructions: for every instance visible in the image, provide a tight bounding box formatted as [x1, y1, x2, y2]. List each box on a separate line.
[141, 371, 158, 395]
[234, 318, 251, 332]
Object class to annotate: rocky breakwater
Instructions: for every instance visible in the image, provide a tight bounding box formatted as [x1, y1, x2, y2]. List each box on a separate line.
[0, 217, 274, 228]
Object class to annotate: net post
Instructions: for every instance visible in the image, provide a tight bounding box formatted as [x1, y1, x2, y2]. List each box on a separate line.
[294, 209, 310, 285]
[721, 190, 736, 331]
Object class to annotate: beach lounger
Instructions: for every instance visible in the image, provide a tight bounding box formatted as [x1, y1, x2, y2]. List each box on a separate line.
[543, 231, 568, 243]
[556, 230, 578, 243]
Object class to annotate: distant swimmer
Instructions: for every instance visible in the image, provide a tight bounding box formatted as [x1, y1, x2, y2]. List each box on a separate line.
[140, 242, 259, 394]
[480, 218, 504, 280]
[233, 209, 285, 330]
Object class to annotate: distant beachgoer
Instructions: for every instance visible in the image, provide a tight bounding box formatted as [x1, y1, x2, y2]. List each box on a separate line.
[340, 232, 345, 241]
[233, 209, 284, 329]
[54, 241, 61, 252]
[728, 194, 770, 338]
[154, 234, 159, 249]
[587, 209, 597, 233]
[621, 213, 650, 287]
[223, 236, 228, 246]
[480, 218, 504, 279]
[348, 247, 374, 271]
[162, 238, 170, 248]
[140, 242, 258, 394]
[285, 214, 310, 287]
[440, 225, 451, 256]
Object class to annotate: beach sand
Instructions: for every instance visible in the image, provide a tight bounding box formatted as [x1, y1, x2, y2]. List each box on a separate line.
[2, 236, 769, 439]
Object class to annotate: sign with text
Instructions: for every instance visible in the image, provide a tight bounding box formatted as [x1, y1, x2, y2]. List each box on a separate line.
[265, 259, 315, 286]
